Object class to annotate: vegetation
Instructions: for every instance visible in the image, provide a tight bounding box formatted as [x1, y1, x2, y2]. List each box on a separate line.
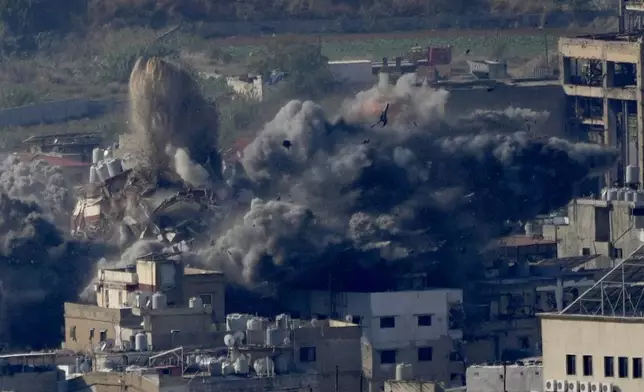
[0, 0, 608, 37]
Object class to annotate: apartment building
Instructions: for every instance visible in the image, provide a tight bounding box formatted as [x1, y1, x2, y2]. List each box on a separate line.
[286, 289, 464, 390]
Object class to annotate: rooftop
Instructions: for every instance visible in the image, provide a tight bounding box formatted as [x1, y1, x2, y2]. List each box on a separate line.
[487, 235, 557, 249]
[534, 254, 602, 269]
[567, 31, 644, 42]
[559, 244, 644, 317]
[22, 132, 102, 146]
[15, 152, 89, 168]
[185, 267, 224, 276]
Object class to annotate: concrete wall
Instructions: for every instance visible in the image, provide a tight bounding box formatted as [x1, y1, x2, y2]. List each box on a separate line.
[466, 364, 542, 392]
[384, 380, 441, 392]
[0, 369, 63, 392]
[64, 302, 139, 352]
[293, 322, 363, 392]
[541, 314, 644, 392]
[183, 269, 226, 323]
[556, 199, 640, 262]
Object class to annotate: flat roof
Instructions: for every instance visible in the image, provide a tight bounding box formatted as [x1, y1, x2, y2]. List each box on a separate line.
[0, 352, 58, 359]
[328, 60, 371, 64]
[569, 31, 644, 42]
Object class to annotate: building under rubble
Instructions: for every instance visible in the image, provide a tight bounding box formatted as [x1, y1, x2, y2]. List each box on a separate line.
[71, 146, 221, 247]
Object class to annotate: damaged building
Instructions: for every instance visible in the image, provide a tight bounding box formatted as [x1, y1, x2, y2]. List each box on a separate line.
[71, 147, 220, 247]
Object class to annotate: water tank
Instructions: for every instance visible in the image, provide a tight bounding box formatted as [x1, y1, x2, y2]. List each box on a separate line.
[104, 148, 113, 159]
[254, 357, 273, 376]
[266, 327, 283, 346]
[96, 162, 110, 182]
[626, 165, 640, 185]
[617, 188, 626, 201]
[92, 148, 102, 164]
[626, 190, 636, 202]
[378, 72, 390, 88]
[396, 363, 413, 381]
[135, 332, 148, 351]
[635, 192, 644, 204]
[75, 357, 83, 373]
[276, 313, 291, 329]
[607, 188, 619, 201]
[247, 317, 267, 331]
[524, 222, 534, 237]
[222, 361, 234, 375]
[234, 356, 250, 374]
[152, 292, 167, 309]
[89, 166, 98, 183]
[106, 158, 123, 178]
[226, 313, 251, 332]
[189, 296, 203, 308]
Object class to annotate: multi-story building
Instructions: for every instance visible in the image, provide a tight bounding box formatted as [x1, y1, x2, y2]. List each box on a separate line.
[285, 289, 465, 390]
[539, 242, 644, 392]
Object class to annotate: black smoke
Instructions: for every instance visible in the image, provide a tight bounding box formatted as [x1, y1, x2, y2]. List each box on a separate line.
[197, 75, 617, 290]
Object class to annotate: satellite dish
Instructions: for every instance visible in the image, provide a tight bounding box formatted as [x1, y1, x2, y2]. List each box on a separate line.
[233, 330, 245, 343]
[224, 334, 235, 347]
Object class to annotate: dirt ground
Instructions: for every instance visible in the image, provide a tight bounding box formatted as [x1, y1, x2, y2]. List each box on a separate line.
[211, 27, 591, 45]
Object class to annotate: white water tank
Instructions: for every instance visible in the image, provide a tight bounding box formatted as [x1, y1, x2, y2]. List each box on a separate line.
[96, 162, 110, 182]
[608, 188, 619, 201]
[89, 166, 98, 183]
[226, 314, 251, 332]
[152, 292, 167, 309]
[636, 192, 644, 204]
[396, 363, 413, 381]
[626, 190, 636, 202]
[266, 327, 284, 346]
[626, 165, 640, 185]
[106, 158, 123, 178]
[189, 296, 203, 308]
[234, 356, 250, 374]
[254, 357, 274, 377]
[92, 148, 102, 164]
[135, 332, 147, 351]
[104, 148, 113, 159]
[247, 317, 267, 331]
[221, 361, 234, 375]
[276, 313, 291, 329]
[524, 222, 534, 237]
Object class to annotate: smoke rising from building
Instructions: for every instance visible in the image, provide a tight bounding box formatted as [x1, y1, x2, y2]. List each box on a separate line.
[194, 74, 618, 289]
[0, 157, 109, 348]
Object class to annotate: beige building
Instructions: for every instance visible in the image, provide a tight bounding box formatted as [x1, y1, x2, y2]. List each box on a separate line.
[539, 244, 644, 392]
[95, 252, 225, 322]
[559, 32, 643, 187]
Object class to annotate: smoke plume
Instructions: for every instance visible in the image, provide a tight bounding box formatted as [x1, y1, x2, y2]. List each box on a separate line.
[125, 57, 222, 184]
[196, 74, 617, 288]
[0, 157, 109, 348]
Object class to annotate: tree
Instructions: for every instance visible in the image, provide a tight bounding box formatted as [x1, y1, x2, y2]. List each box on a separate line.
[0, 0, 85, 35]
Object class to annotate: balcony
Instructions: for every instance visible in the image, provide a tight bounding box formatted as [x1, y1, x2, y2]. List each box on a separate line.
[100, 269, 138, 285]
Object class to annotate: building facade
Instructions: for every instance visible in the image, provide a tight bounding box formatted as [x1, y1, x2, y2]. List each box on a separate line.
[286, 289, 464, 390]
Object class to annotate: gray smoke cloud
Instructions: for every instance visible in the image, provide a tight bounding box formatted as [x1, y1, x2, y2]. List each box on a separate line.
[0, 156, 111, 349]
[194, 74, 617, 289]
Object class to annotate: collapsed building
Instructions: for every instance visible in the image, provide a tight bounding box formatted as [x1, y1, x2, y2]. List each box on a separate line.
[70, 147, 221, 247]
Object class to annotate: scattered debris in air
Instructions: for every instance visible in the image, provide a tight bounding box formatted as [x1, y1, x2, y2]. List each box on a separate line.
[282, 140, 292, 149]
[371, 103, 390, 128]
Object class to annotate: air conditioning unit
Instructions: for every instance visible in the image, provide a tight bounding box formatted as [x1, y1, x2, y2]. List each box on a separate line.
[589, 382, 601, 392]
[545, 379, 557, 392]
[557, 380, 569, 391]
[578, 381, 591, 392]
[567, 380, 580, 392]
[600, 382, 613, 392]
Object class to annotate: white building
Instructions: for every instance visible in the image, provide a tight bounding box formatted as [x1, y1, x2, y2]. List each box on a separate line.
[465, 358, 543, 392]
[287, 289, 465, 390]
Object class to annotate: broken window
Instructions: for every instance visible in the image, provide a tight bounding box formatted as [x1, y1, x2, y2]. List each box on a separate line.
[99, 329, 107, 342]
[448, 302, 465, 330]
[569, 59, 603, 87]
[613, 62, 637, 87]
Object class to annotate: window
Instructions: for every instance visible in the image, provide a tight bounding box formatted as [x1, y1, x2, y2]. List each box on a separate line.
[604, 356, 615, 377]
[518, 336, 530, 349]
[299, 347, 316, 362]
[380, 317, 395, 329]
[418, 347, 433, 362]
[118, 291, 123, 306]
[582, 248, 591, 256]
[380, 350, 396, 364]
[618, 356, 628, 378]
[566, 354, 577, 376]
[199, 294, 213, 305]
[613, 248, 624, 259]
[634, 357, 642, 378]
[417, 315, 432, 326]
[99, 329, 107, 342]
[583, 355, 593, 376]
[69, 326, 77, 342]
[349, 315, 361, 325]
